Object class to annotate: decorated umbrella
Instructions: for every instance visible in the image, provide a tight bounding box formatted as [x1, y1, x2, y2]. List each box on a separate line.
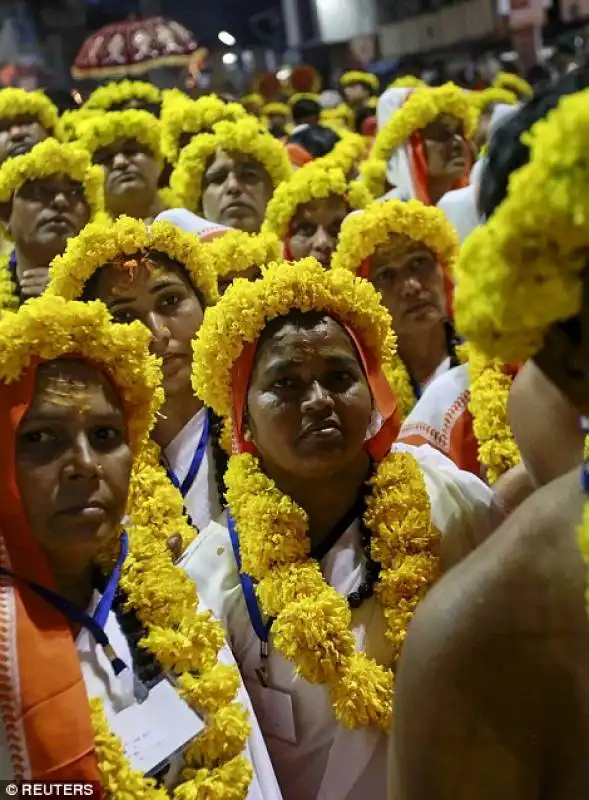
[71, 16, 203, 80]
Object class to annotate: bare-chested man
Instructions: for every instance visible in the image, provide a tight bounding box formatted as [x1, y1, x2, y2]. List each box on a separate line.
[389, 66, 589, 800]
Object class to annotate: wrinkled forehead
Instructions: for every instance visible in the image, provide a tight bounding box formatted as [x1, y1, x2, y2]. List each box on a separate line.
[292, 193, 350, 222]
[30, 358, 122, 414]
[372, 235, 435, 267]
[207, 147, 266, 174]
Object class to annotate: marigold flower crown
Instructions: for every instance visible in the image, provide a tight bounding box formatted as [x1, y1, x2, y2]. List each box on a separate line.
[260, 164, 372, 241]
[207, 229, 281, 279]
[317, 132, 368, 174]
[0, 138, 105, 217]
[388, 76, 426, 90]
[0, 88, 58, 133]
[192, 258, 399, 424]
[55, 108, 100, 143]
[83, 80, 162, 111]
[170, 117, 292, 213]
[160, 93, 247, 165]
[46, 214, 219, 306]
[0, 295, 162, 455]
[360, 83, 477, 197]
[76, 109, 164, 168]
[262, 102, 290, 117]
[492, 71, 533, 99]
[472, 86, 518, 113]
[341, 70, 380, 93]
[454, 87, 589, 364]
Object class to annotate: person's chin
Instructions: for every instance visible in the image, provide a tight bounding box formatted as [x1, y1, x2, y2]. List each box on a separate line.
[220, 210, 259, 233]
[163, 361, 191, 398]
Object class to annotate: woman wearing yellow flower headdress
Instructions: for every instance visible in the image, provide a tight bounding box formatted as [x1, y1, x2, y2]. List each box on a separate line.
[361, 83, 476, 202]
[261, 164, 372, 268]
[184, 258, 498, 800]
[0, 87, 58, 165]
[389, 76, 589, 800]
[170, 117, 292, 234]
[262, 102, 292, 139]
[0, 138, 104, 309]
[83, 79, 162, 114]
[0, 295, 282, 797]
[241, 93, 264, 118]
[75, 109, 167, 222]
[340, 70, 380, 113]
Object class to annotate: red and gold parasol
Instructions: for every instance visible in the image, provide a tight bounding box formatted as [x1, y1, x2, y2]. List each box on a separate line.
[72, 16, 202, 79]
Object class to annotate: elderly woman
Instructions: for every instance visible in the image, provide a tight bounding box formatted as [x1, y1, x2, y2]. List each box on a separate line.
[0, 295, 281, 797]
[169, 117, 292, 234]
[261, 164, 371, 267]
[182, 259, 500, 800]
[0, 138, 104, 309]
[361, 84, 475, 204]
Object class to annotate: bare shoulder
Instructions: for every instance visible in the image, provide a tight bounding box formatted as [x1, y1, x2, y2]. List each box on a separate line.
[391, 471, 589, 800]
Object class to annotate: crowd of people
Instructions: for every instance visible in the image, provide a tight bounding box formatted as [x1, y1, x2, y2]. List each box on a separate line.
[0, 60, 587, 799]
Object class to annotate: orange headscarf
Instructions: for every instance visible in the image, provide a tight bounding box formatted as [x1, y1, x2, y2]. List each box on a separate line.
[0, 360, 101, 780]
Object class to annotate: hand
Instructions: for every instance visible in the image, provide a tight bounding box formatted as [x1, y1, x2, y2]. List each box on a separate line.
[166, 534, 184, 564]
[20, 268, 50, 298]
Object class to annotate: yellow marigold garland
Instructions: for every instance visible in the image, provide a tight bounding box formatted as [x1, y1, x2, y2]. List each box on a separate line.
[471, 86, 518, 113]
[0, 88, 58, 133]
[331, 198, 460, 418]
[320, 105, 355, 132]
[54, 108, 100, 143]
[341, 70, 380, 93]
[454, 88, 589, 364]
[260, 164, 372, 241]
[207, 229, 281, 279]
[360, 83, 477, 197]
[492, 71, 533, 100]
[0, 138, 105, 219]
[161, 93, 247, 165]
[388, 76, 426, 90]
[0, 251, 18, 313]
[467, 346, 520, 484]
[288, 92, 320, 106]
[46, 215, 219, 305]
[75, 109, 164, 168]
[170, 117, 292, 213]
[225, 446, 439, 730]
[262, 102, 290, 118]
[83, 80, 162, 111]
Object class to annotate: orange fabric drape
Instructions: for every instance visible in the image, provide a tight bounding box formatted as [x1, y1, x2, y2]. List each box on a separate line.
[0, 361, 100, 780]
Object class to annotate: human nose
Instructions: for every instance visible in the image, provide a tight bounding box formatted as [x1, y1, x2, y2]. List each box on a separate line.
[311, 227, 335, 256]
[51, 191, 69, 211]
[399, 272, 422, 298]
[112, 150, 130, 170]
[145, 312, 171, 356]
[301, 380, 335, 414]
[63, 433, 101, 481]
[224, 171, 241, 195]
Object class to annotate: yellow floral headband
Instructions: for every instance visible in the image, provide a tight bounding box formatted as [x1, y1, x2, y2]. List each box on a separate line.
[316, 132, 368, 174]
[455, 87, 589, 364]
[261, 164, 372, 241]
[331, 197, 459, 276]
[193, 257, 398, 422]
[288, 92, 320, 107]
[262, 102, 290, 117]
[161, 93, 247, 165]
[83, 80, 161, 111]
[207, 229, 281, 279]
[388, 76, 426, 90]
[0, 138, 105, 219]
[360, 83, 477, 197]
[241, 93, 264, 107]
[54, 108, 100, 143]
[170, 116, 293, 213]
[492, 71, 533, 100]
[0, 294, 163, 454]
[46, 214, 219, 306]
[0, 88, 58, 133]
[341, 70, 379, 93]
[75, 109, 164, 168]
[472, 86, 518, 113]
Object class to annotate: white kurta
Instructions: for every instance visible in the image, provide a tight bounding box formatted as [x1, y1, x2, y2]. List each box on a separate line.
[164, 407, 222, 534]
[181, 444, 498, 800]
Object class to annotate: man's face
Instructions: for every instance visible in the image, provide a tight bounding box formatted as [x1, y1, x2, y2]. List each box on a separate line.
[0, 115, 48, 164]
[94, 138, 161, 218]
[8, 176, 90, 264]
[201, 149, 274, 233]
[343, 82, 371, 106]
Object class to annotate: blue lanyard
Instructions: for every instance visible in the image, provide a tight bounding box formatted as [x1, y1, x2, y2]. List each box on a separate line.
[0, 532, 129, 676]
[166, 409, 210, 498]
[227, 512, 273, 648]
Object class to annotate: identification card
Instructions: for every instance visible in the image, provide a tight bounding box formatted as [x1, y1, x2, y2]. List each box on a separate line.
[109, 677, 204, 776]
[246, 679, 297, 745]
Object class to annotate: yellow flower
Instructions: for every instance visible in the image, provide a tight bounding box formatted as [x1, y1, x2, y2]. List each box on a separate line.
[360, 83, 477, 197]
[0, 88, 58, 133]
[341, 70, 380, 93]
[388, 76, 426, 90]
[262, 101, 291, 117]
[471, 86, 518, 113]
[493, 71, 533, 99]
[54, 108, 100, 143]
[170, 117, 292, 213]
[161, 93, 247, 165]
[207, 230, 281, 279]
[75, 109, 164, 168]
[261, 164, 372, 241]
[316, 132, 368, 174]
[288, 92, 320, 106]
[46, 214, 218, 306]
[0, 138, 105, 220]
[83, 80, 161, 111]
[0, 251, 18, 313]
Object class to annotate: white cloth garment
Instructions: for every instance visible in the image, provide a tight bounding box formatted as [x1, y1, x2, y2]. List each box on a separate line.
[181, 444, 498, 800]
[163, 407, 221, 534]
[155, 208, 231, 242]
[376, 87, 415, 201]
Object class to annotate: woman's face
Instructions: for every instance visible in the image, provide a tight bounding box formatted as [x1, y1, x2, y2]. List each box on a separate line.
[288, 195, 349, 268]
[246, 313, 373, 480]
[369, 236, 446, 342]
[422, 113, 469, 180]
[94, 137, 162, 217]
[15, 359, 132, 564]
[88, 259, 204, 400]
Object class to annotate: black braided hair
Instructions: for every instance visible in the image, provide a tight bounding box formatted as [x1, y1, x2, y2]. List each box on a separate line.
[444, 320, 461, 369]
[209, 410, 229, 509]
